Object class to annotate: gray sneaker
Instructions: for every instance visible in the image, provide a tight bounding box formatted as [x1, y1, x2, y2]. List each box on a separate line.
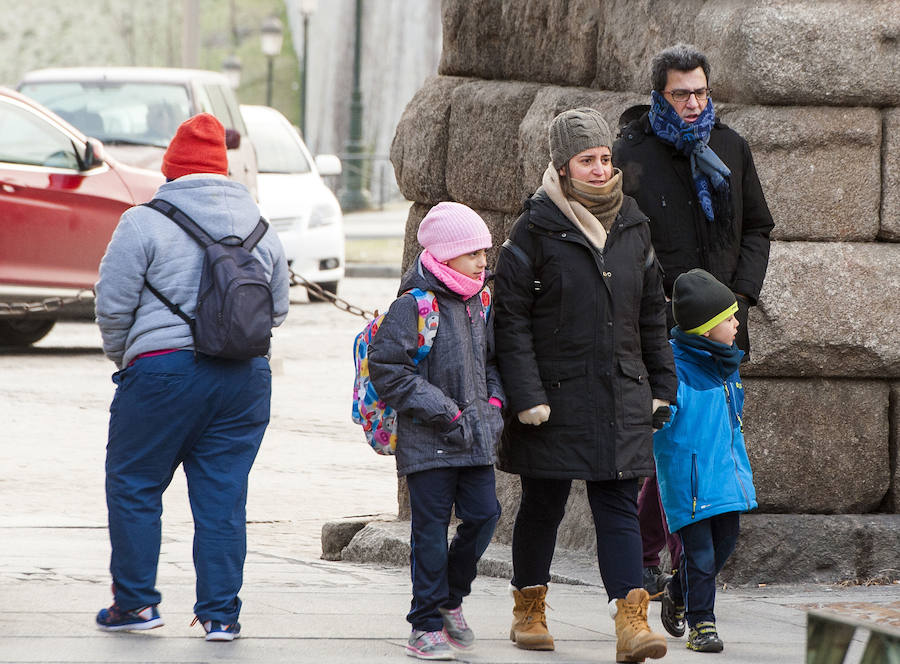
[406, 629, 456, 660]
[439, 605, 475, 649]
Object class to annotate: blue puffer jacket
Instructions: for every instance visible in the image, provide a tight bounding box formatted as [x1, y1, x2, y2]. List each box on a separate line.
[653, 338, 757, 533]
[368, 256, 505, 477]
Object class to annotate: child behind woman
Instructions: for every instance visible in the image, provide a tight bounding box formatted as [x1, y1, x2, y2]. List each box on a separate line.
[653, 269, 758, 653]
[368, 202, 505, 661]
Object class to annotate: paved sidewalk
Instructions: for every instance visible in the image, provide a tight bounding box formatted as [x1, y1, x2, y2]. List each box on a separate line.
[2, 274, 899, 662]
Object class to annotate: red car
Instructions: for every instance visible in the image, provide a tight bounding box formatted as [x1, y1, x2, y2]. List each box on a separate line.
[0, 87, 162, 346]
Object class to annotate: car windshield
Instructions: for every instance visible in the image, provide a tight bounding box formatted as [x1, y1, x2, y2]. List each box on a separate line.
[19, 81, 191, 148]
[244, 114, 311, 174]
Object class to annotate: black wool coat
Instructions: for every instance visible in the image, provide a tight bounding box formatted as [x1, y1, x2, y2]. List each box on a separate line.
[493, 190, 677, 481]
[613, 112, 775, 353]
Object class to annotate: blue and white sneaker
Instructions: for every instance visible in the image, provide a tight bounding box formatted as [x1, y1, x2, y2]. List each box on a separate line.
[96, 604, 164, 631]
[193, 617, 242, 642]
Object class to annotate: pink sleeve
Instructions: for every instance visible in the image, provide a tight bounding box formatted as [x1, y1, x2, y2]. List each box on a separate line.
[450, 410, 462, 422]
[489, 397, 503, 409]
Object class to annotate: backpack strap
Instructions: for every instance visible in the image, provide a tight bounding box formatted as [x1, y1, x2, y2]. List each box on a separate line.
[144, 198, 267, 250]
[501, 238, 531, 269]
[242, 217, 269, 251]
[481, 286, 492, 321]
[144, 281, 194, 330]
[143, 199, 214, 248]
[405, 288, 439, 365]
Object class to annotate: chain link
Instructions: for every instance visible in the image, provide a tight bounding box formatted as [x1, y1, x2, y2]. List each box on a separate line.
[0, 273, 376, 322]
[0, 289, 94, 318]
[288, 268, 375, 320]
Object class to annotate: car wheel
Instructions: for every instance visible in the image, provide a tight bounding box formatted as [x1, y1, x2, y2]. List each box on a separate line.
[308, 281, 339, 303]
[0, 318, 57, 346]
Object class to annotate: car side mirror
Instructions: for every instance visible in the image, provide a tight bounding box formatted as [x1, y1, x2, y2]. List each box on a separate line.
[315, 154, 342, 176]
[81, 138, 105, 170]
[225, 128, 241, 150]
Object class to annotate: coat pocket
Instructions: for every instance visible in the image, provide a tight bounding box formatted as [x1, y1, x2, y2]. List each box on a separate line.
[486, 402, 505, 446]
[537, 359, 588, 426]
[618, 357, 652, 426]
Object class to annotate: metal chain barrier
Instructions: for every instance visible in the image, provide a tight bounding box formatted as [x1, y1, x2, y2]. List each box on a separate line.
[0, 273, 376, 322]
[288, 267, 375, 320]
[0, 289, 94, 318]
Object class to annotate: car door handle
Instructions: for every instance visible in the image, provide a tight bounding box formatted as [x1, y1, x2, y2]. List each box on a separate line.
[0, 178, 24, 192]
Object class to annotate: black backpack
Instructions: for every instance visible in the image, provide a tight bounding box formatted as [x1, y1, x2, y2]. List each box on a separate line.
[143, 198, 274, 360]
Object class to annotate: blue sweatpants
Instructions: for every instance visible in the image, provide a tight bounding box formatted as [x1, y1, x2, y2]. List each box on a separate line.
[405, 465, 500, 632]
[105, 351, 271, 624]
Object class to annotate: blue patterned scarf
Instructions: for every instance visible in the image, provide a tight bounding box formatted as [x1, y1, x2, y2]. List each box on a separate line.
[648, 90, 732, 228]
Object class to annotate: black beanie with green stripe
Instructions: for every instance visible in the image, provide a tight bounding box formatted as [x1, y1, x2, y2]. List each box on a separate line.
[672, 269, 737, 335]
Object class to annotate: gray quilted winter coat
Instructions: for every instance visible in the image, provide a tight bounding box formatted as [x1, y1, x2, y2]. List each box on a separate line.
[368, 256, 506, 477]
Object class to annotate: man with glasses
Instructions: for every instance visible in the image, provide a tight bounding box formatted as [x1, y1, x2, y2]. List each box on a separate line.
[613, 42, 774, 630]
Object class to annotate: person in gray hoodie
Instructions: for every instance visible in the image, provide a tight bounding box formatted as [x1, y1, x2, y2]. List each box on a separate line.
[93, 113, 289, 641]
[368, 202, 505, 661]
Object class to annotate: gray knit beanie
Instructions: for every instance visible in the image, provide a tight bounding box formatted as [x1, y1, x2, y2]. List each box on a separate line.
[549, 107, 613, 171]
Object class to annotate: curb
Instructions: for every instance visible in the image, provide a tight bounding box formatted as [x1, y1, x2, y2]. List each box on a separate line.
[323, 519, 604, 587]
[345, 263, 402, 279]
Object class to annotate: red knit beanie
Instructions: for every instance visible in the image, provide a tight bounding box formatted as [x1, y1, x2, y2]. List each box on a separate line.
[162, 113, 228, 180]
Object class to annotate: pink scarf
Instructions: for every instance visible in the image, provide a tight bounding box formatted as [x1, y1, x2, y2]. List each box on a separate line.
[420, 250, 485, 300]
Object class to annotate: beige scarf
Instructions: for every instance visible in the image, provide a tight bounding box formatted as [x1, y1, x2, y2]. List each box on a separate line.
[542, 164, 624, 251]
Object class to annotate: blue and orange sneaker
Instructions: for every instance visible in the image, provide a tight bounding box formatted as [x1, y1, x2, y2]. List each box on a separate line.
[96, 603, 163, 631]
[192, 616, 242, 641]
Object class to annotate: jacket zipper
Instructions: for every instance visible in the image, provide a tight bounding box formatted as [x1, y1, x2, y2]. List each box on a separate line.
[465, 294, 489, 446]
[724, 381, 751, 507]
[690, 453, 698, 519]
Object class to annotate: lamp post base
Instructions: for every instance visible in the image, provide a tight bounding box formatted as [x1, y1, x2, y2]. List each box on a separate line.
[338, 186, 372, 212]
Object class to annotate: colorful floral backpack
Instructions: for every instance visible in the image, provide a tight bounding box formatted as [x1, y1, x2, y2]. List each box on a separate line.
[351, 287, 493, 455]
[352, 289, 440, 455]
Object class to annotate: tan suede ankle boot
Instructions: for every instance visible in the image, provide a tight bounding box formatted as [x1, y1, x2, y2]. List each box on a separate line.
[510, 585, 555, 651]
[614, 588, 668, 662]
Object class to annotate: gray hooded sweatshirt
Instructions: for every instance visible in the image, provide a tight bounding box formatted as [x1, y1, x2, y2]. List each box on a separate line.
[95, 175, 290, 368]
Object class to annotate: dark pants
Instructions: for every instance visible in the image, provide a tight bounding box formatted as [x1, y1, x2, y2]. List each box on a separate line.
[638, 474, 682, 570]
[671, 511, 740, 627]
[105, 351, 271, 624]
[406, 465, 500, 632]
[511, 476, 642, 601]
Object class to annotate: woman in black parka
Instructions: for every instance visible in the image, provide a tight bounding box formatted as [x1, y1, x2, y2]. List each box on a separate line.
[494, 108, 676, 663]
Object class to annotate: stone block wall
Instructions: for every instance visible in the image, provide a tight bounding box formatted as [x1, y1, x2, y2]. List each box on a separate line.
[391, 0, 900, 582]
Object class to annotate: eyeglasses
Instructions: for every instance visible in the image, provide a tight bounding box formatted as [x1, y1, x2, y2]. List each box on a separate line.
[665, 87, 711, 103]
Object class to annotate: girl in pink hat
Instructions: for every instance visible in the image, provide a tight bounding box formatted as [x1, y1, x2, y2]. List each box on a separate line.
[368, 201, 505, 661]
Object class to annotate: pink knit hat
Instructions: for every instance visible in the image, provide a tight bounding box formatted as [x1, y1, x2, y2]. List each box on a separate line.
[416, 202, 492, 262]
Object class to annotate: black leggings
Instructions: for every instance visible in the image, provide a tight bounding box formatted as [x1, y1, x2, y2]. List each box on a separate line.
[511, 475, 642, 600]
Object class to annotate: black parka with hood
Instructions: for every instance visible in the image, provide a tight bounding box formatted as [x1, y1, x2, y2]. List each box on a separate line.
[493, 190, 677, 481]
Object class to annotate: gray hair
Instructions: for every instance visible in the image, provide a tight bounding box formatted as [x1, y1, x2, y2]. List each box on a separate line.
[650, 44, 711, 92]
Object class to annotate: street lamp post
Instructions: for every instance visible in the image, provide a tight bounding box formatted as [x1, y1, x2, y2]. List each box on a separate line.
[297, 0, 318, 138]
[338, 0, 371, 211]
[261, 16, 284, 107]
[222, 54, 242, 90]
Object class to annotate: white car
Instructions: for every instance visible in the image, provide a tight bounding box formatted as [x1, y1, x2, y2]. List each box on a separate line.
[240, 104, 344, 298]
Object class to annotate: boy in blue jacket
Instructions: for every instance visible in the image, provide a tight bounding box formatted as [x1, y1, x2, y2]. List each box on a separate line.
[653, 269, 757, 653]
